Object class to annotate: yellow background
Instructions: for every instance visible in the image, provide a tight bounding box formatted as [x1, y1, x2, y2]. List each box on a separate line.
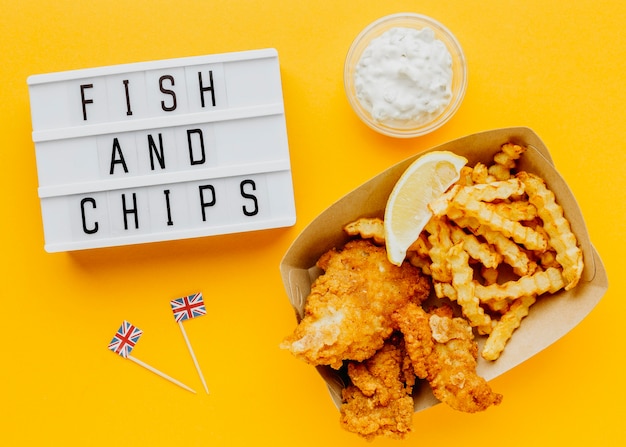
[1, 1, 623, 445]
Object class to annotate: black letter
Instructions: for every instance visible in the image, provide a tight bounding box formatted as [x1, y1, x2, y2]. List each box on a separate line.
[80, 84, 93, 121]
[121, 193, 139, 230]
[80, 197, 99, 234]
[109, 138, 129, 174]
[198, 71, 216, 108]
[187, 129, 206, 165]
[147, 133, 166, 170]
[123, 79, 133, 116]
[159, 75, 177, 111]
[163, 189, 173, 226]
[240, 179, 259, 216]
[198, 185, 216, 222]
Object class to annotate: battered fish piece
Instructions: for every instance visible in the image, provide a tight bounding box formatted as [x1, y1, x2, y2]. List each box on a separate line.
[393, 303, 502, 413]
[390, 302, 433, 380]
[340, 336, 415, 441]
[428, 311, 503, 412]
[281, 239, 431, 369]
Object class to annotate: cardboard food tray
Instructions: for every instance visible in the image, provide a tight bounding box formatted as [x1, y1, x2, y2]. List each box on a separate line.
[280, 127, 608, 412]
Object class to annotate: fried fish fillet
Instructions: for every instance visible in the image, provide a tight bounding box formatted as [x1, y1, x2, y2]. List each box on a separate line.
[390, 301, 433, 380]
[281, 239, 431, 369]
[340, 335, 415, 441]
[393, 303, 502, 413]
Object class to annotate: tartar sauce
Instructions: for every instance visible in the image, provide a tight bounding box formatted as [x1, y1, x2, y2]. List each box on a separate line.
[354, 26, 453, 128]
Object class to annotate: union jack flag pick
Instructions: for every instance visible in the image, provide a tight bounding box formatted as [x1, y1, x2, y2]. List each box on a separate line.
[170, 292, 207, 322]
[108, 320, 143, 358]
[170, 292, 209, 394]
[107, 320, 196, 394]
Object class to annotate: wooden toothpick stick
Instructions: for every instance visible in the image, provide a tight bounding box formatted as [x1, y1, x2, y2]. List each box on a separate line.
[128, 355, 196, 394]
[178, 322, 209, 394]
[170, 292, 210, 394]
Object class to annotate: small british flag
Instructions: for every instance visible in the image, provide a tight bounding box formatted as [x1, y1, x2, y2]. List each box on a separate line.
[170, 292, 206, 323]
[108, 321, 143, 358]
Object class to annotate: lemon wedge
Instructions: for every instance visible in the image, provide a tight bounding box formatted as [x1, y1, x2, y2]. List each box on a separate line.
[384, 150, 468, 265]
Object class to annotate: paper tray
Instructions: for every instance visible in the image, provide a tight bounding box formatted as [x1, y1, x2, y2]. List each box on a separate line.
[280, 127, 608, 411]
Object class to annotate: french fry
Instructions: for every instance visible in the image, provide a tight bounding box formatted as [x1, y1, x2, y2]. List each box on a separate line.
[452, 196, 548, 251]
[470, 162, 495, 184]
[447, 243, 492, 334]
[449, 223, 502, 269]
[407, 251, 432, 275]
[434, 281, 455, 300]
[425, 217, 455, 283]
[480, 267, 509, 313]
[475, 267, 565, 303]
[457, 165, 475, 186]
[537, 249, 561, 270]
[487, 163, 511, 181]
[488, 142, 526, 180]
[482, 295, 537, 361]
[429, 185, 461, 217]
[407, 232, 431, 256]
[494, 143, 525, 167]
[498, 142, 526, 163]
[454, 178, 525, 203]
[343, 217, 385, 244]
[430, 179, 525, 218]
[482, 297, 510, 314]
[488, 201, 538, 222]
[437, 279, 510, 314]
[518, 172, 583, 290]
[480, 266, 499, 286]
[454, 216, 537, 276]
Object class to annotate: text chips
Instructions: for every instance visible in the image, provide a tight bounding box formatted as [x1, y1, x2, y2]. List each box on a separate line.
[28, 48, 295, 252]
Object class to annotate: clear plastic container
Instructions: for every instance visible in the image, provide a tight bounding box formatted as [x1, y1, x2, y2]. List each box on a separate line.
[344, 13, 467, 138]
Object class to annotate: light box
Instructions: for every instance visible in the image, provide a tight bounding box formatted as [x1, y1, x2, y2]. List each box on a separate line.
[27, 49, 296, 252]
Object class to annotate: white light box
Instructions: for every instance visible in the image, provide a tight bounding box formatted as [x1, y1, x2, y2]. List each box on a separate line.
[28, 49, 296, 252]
